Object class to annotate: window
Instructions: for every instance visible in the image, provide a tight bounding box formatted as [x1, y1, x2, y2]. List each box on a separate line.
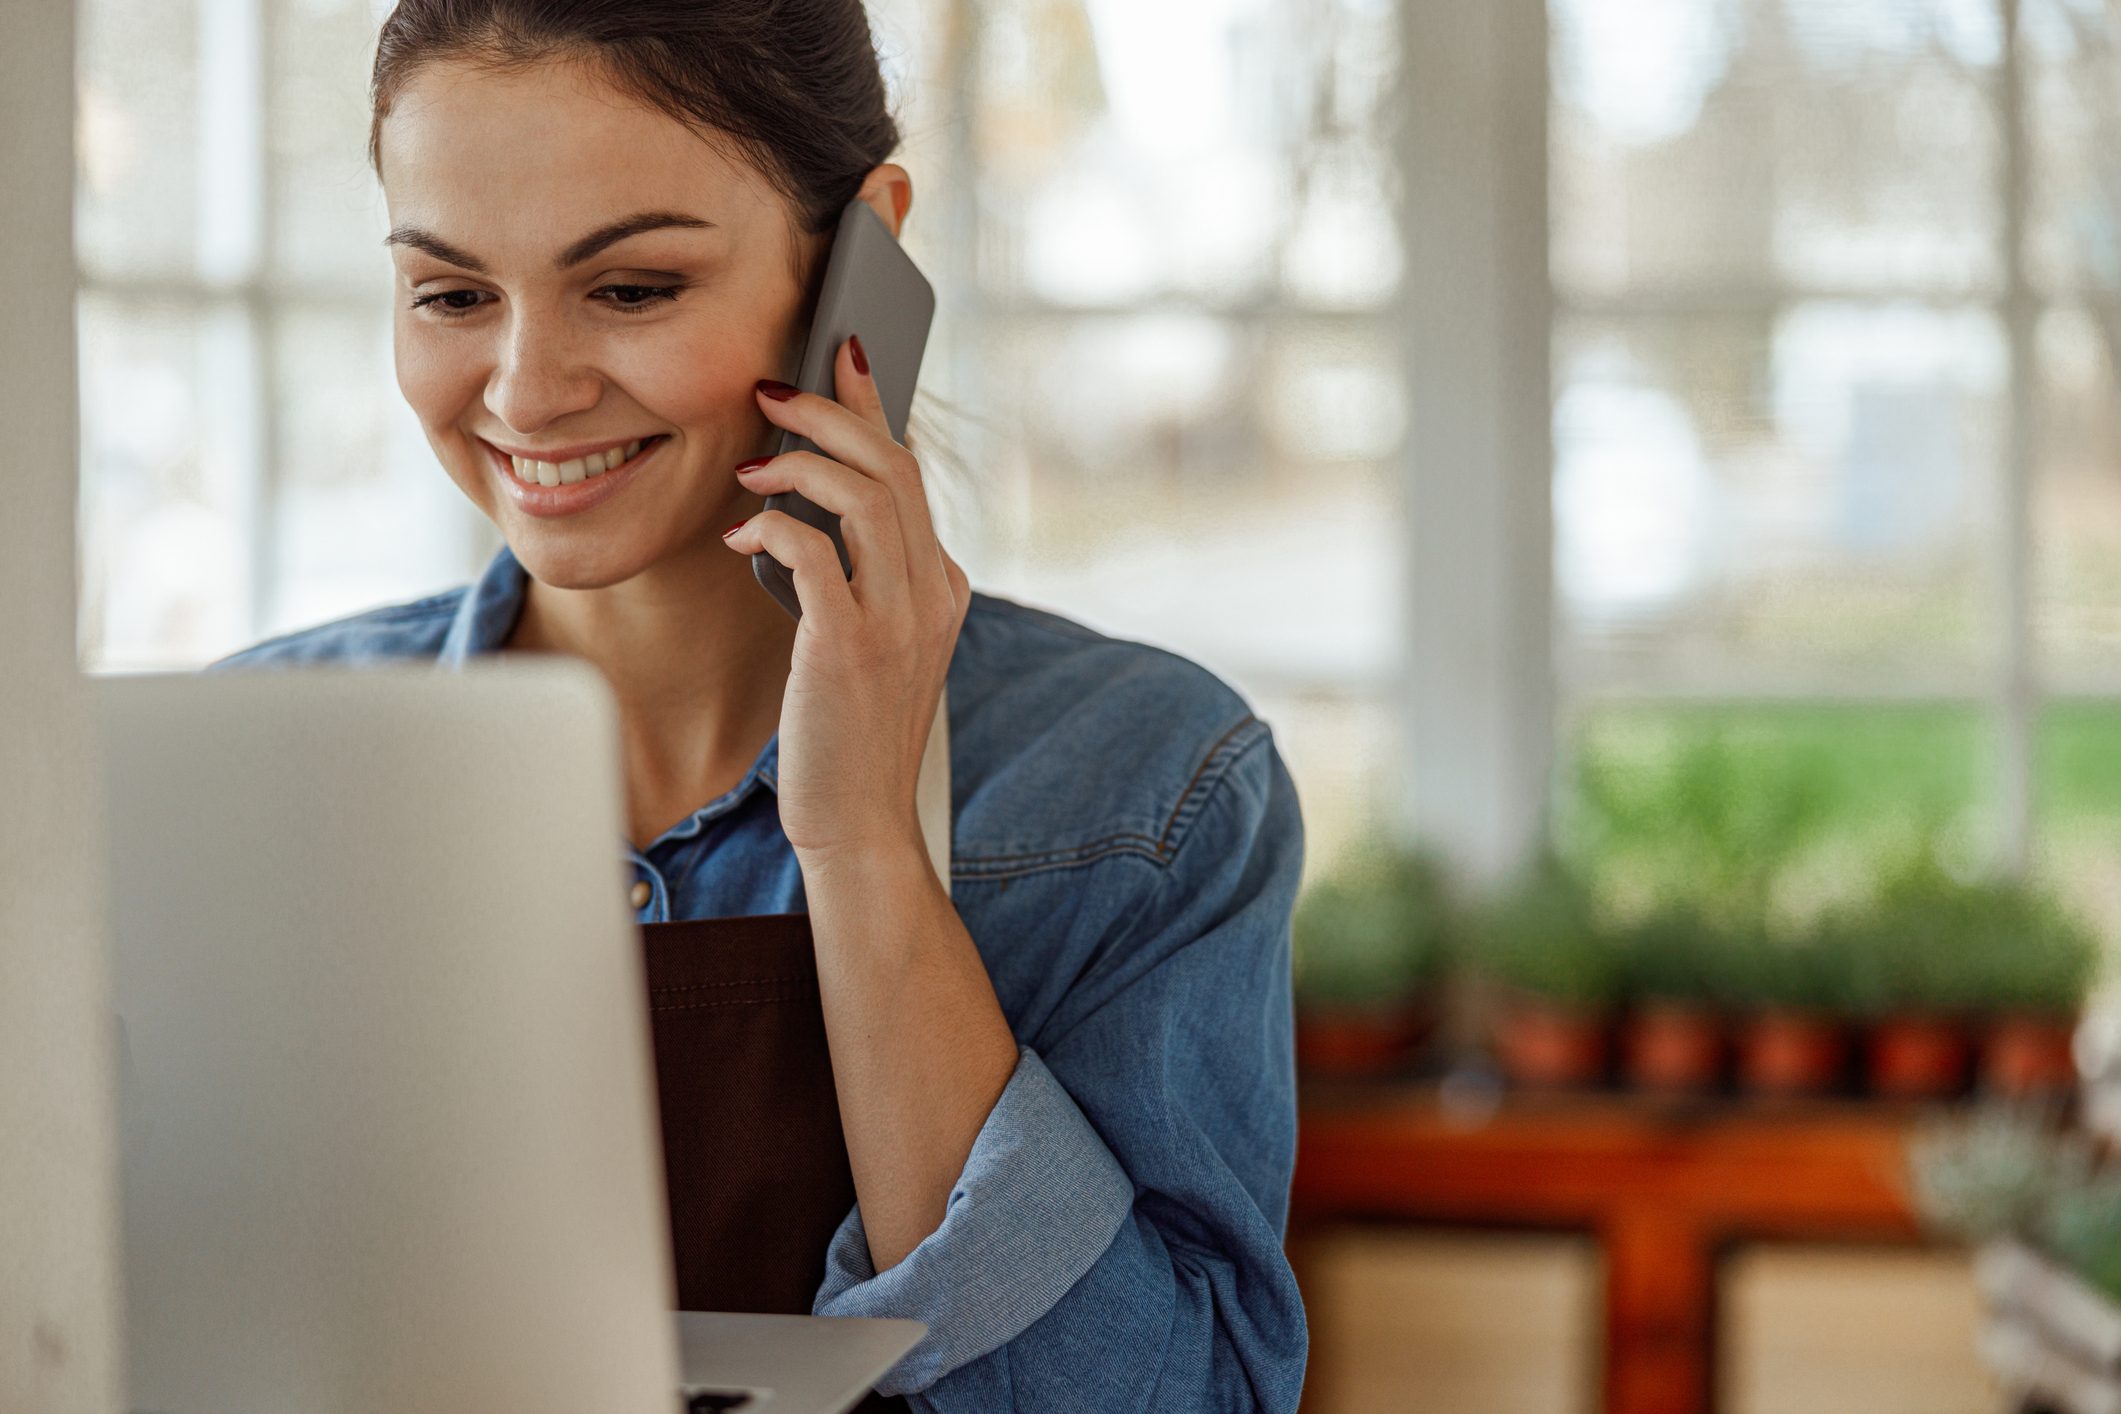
[1550, 0, 2121, 917]
[84, 0, 2111, 896]
[76, 0, 484, 670]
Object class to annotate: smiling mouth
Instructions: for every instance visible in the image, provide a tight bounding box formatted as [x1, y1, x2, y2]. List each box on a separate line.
[493, 435, 670, 487]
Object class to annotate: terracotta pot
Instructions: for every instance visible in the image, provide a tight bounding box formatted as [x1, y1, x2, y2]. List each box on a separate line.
[1495, 1000, 1609, 1089]
[1981, 1014, 2078, 1098]
[1295, 1002, 1431, 1078]
[1624, 1002, 1725, 1094]
[1736, 1012, 1849, 1097]
[1866, 1015, 1972, 1100]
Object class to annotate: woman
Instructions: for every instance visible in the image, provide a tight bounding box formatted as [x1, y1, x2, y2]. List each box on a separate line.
[209, 2, 1308, 1408]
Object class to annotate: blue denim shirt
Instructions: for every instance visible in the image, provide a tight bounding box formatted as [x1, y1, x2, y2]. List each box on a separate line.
[205, 542, 1308, 1410]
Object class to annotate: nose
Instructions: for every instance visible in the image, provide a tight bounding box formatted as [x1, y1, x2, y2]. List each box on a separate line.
[483, 309, 603, 436]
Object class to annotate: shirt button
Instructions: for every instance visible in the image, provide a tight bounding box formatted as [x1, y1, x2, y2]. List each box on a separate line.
[630, 880, 652, 909]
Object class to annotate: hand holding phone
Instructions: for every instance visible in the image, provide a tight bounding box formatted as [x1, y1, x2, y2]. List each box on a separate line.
[751, 198, 936, 620]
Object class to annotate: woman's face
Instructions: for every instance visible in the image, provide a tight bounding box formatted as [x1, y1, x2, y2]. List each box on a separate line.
[377, 55, 819, 589]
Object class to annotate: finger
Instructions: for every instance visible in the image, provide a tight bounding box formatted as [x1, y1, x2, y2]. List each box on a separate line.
[834, 333, 892, 439]
[834, 333, 953, 608]
[735, 450, 911, 613]
[756, 373, 927, 519]
[758, 354, 946, 605]
[721, 509, 856, 623]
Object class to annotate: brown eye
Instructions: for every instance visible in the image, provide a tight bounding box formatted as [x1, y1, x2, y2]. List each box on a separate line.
[408, 289, 487, 318]
[598, 283, 685, 313]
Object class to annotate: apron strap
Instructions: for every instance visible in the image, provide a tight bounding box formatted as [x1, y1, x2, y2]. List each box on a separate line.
[914, 682, 951, 888]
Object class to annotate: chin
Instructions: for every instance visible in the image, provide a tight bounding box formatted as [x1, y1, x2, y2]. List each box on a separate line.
[506, 534, 660, 593]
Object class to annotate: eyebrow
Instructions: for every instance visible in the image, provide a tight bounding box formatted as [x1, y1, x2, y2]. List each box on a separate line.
[382, 210, 717, 274]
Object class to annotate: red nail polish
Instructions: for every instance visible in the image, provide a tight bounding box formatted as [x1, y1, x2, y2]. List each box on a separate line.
[755, 379, 799, 401]
[722, 520, 746, 538]
[849, 333, 869, 376]
[733, 456, 772, 474]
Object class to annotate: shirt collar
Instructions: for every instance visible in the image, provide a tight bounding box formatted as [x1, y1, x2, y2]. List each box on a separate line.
[433, 541, 781, 801]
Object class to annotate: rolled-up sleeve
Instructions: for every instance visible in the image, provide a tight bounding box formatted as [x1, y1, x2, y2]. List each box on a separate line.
[811, 727, 1309, 1410]
[811, 1046, 1136, 1389]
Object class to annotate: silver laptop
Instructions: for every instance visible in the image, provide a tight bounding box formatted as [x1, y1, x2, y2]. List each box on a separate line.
[95, 662, 922, 1414]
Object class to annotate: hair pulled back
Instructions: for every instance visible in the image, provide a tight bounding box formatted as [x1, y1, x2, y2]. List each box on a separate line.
[369, 0, 902, 257]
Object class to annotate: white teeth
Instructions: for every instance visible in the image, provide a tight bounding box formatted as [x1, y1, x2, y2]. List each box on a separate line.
[505, 438, 649, 488]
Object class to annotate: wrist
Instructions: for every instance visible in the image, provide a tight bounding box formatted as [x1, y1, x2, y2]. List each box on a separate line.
[796, 825, 937, 892]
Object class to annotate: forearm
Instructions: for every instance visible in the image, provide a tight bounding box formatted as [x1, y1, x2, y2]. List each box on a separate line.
[798, 834, 1020, 1273]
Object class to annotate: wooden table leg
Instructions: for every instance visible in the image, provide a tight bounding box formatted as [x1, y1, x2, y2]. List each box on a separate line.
[1603, 1209, 1715, 1414]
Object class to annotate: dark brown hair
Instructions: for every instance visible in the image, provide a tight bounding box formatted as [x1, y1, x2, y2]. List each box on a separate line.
[370, 0, 900, 281]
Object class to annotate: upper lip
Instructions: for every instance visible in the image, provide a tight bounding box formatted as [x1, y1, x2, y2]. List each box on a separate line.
[480, 434, 662, 463]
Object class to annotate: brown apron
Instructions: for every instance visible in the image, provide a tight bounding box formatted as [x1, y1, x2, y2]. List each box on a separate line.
[641, 910, 912, 1414]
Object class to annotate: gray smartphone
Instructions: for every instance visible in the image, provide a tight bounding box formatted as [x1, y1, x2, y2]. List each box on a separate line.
[752, 196, 936, 620]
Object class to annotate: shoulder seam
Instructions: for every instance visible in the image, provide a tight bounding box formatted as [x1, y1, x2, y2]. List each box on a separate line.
[950, 715, 1272, 882]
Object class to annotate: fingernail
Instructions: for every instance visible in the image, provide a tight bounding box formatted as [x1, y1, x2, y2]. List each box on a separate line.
[722, 520, 746, 538]
[733, 456, 772, 474]
[755, 379, 799, 401]
[849, 333, 869, 376]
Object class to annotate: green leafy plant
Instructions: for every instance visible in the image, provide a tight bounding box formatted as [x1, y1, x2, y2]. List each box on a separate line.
[1712, 914, 1862, 1015]
[1616, 904, 1732, 1006]
[1290, 836, 1453, 1010]
[1836, 847, 2103, 1019]
[1466, 859, 1621, 1011]
[1564, 728, 1838, 926]
[1979, 887, 2102, 1019]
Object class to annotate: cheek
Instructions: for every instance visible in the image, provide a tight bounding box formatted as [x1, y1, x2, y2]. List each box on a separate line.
[603, 321, 774, 430]
[392, 316, 480, 426]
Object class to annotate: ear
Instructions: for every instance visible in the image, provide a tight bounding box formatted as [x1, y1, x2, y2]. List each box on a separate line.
[853, 163, 914, 238]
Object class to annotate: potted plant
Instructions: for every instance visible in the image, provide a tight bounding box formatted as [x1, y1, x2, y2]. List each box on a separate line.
[1469, 861, 1620, 1089]
[1724, 919, 1858, 1097]
[1616, 904, 1730, 1094]
[1976, 889, 2099, 1099]
[1840, 852, 1990, 1101]
[1290, 837, 1452, 1077]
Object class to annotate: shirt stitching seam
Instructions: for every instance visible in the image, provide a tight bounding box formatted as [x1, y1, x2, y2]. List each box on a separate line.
[949, 718, 1270, 882]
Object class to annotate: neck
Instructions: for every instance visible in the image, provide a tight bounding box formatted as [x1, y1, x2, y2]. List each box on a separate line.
[505, 536, 799, 796]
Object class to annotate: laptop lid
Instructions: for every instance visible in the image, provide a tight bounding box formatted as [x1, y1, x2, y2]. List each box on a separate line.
[97, 661, 682, 1414]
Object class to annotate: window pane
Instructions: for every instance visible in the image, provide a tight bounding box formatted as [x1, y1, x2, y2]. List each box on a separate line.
[973, 0, 1401, 307]
[264, 304, 483, 636]
[77, 0, 204, 280]
[1553, 302, 2007, 687]
[967, 310, 1404, 688]
[2024, 0, 2120, 299]
[1551, 0, 2004, 298]
[271, 0, 394, 291]
[77, 292, 259, 669]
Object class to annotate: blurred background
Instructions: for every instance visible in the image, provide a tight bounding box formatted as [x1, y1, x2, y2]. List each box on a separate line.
[73, 0, 2121, 1410]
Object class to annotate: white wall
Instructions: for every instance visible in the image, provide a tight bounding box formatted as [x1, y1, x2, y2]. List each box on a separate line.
[0, 1, 126, 1411]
